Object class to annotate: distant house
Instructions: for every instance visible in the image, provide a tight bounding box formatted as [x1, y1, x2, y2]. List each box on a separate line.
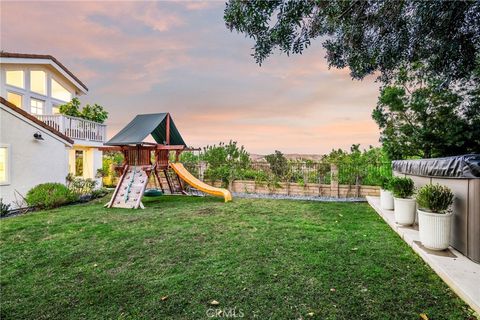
[0, 52, 106, 207]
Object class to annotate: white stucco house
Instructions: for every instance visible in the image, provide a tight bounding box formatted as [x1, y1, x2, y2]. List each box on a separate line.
[0, 52, 106, 207]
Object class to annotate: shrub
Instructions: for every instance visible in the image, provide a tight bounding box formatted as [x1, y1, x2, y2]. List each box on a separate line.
[391, 177, 415, 198]
[1, 198, 11, 217]
[416, 184, 454, 214]
[26, 183, 78, 209]
[380, 176, 392, 190]
[265, 150, 288, 178]
[59, 97, 108, 123]
[202, 141, 250, 187]
[91, 188, 109, 199]
[66, 174, 97, 197]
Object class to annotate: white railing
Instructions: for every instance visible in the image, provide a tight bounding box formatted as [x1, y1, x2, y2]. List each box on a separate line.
[36, 114, 107, 143]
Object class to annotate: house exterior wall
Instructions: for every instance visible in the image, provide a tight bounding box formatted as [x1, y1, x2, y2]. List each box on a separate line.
[1, 61, 105, 190]
[0, 106, 71, 208]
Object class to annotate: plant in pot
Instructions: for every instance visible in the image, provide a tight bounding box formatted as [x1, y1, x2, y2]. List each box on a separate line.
[380, 176, 394, 210]
[391, 177, 416, 225]
[416, 184, 454, 251]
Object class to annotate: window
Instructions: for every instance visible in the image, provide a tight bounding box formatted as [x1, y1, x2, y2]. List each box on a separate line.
[51, 78, 72, 102]
[30, 98, 44, 115]
[52, 105, 61, 115]
[30, 70, 46, 95]
[0, 145, 10, 185]
[6, 92, 22, 108]
[6, 70, 24, 88]
[75, 150, 84, 177]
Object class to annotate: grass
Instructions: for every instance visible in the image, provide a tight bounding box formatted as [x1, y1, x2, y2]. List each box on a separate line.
[0, 195, 475, 319]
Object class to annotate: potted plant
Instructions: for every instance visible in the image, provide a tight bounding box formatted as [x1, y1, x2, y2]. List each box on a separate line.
[416, 184, 454, 250]
[380, 176, 394, 210]
[391, 177, 416, 225]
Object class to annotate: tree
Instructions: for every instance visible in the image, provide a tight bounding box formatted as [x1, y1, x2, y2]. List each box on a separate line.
[322, 145, 391, 186]
[202, 141, 251, 188]
[372, 66, 480, 159]
[265, 150, 288, 178]
[225, 1, 480, 159]
[224, 0, 479, 84]
[59, 98, 109, 123]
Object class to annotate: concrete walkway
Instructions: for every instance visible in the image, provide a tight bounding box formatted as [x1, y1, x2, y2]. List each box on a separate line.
[367, 196, 480, 315]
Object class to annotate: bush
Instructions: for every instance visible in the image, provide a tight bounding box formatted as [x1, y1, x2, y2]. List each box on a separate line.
[91, 188, 109, 199]
[26, 183, 78, 209]
[380, 176, 392, 190]
[416, 184, 454, 214]
[265, 150, 288, 178]
[391, 177, 415, 198]
[59, 97, 108, 123]
[202, 141, 250, 187]
[66, 174, 97, 197]
[1, 198, 11, 217]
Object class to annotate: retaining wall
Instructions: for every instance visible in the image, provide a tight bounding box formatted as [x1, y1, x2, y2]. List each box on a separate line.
[210, 180, 379, 198]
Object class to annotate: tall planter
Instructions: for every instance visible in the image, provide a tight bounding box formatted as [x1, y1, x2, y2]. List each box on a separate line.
[418, 209, 453, 250]
[393, 198, 416, 225]
[380, 189, 394, 210]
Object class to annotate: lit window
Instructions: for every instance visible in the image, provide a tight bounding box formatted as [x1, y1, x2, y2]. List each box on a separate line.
[30, 98, 44, 115]
[30, 70, 46, 95]
[6, 92, 22, 108]
[6, 70, 24, 88]
[0, 145, 9, 185]
[51, 78, 72, 102]
[52, 106, 61, 115]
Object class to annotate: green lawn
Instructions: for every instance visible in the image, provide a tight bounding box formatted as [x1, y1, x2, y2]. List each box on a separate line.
[0, 196, 475, 319]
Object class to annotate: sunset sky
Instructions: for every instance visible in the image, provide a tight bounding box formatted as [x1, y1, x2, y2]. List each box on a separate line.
[1, 1, 381, 154]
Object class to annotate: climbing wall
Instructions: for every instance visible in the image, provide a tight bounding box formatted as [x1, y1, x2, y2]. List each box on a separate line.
[108, 165, 152, 209]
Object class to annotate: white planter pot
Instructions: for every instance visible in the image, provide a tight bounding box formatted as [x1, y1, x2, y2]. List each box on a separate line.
[393, 198, 416, 225]
[380, 189, 394, 210]
[418, 209, 453, 251]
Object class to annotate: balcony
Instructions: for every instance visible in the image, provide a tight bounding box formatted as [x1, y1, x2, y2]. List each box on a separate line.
[36, 114, 106, 144]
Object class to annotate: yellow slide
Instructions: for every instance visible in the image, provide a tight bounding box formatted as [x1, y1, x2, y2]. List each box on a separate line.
[170, 163, 232, 202]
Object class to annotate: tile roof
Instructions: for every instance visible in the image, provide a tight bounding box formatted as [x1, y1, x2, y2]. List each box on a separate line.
[0, 96, 74, 144]
[0, 52, 88, 92]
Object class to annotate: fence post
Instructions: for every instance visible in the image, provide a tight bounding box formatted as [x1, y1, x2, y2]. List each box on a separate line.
[330, 164, 339, 198]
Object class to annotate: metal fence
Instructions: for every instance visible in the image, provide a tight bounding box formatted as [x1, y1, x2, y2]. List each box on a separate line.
[337, 162, 392, 185]
[182, 161, 392, 186]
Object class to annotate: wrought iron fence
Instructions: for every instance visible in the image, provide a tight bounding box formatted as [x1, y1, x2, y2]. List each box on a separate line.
[337, 162, 392, 186]
[182, 161, 392, 186]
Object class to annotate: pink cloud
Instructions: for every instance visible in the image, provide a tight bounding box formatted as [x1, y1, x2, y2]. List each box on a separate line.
[1, 1, 382, 154]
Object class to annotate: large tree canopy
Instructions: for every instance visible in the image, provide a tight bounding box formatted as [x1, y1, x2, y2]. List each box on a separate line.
[225, 0, 480, 83]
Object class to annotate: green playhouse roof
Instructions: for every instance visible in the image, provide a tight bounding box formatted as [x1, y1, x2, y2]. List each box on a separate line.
[105, 113, 186, 146]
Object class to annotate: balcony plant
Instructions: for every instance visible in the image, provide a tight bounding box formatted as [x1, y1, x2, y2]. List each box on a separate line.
[59, 98, 108, 123]
[391, 177, 416, 225]
[379, 176, 394, 210]
[416, 184, 454, 250]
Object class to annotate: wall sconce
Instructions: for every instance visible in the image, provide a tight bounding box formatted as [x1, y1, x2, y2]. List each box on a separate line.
[33, 132, 44, 140]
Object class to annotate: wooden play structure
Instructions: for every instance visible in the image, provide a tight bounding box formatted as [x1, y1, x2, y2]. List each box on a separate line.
[102, 113, 232, 209]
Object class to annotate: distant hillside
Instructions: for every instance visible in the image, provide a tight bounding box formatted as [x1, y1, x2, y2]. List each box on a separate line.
[250, 154, 324, 162]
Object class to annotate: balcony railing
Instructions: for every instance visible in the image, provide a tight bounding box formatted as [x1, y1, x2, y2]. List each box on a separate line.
[36, 114, 107, 143]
